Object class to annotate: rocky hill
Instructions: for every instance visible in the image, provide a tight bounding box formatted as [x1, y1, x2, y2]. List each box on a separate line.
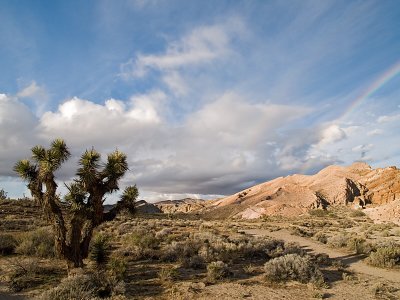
[211, 162, 400, 223]
[154, 198, 212, 214]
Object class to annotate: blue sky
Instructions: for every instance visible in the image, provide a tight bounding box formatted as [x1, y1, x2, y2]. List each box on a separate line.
[1, 0, 400, 202]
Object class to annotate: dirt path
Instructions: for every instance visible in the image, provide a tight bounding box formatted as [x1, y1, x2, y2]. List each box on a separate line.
[245, 228, 400, 283]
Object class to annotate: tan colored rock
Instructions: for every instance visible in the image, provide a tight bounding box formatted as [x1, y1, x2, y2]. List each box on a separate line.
[212, 162, 400, 222]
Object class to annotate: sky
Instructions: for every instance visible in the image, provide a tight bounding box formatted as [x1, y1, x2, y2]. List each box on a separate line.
[0, 0, 400, 203]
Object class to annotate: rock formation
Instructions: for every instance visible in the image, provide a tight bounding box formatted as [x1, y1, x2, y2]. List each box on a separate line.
[212, 162, 400, 223]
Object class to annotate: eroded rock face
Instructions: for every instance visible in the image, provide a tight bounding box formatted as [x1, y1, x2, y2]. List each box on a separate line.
[212, 162, 400, 222]
[154, 198, 212, 214]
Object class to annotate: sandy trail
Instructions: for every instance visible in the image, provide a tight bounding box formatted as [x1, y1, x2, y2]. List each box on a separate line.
[245, 228, 400, 283]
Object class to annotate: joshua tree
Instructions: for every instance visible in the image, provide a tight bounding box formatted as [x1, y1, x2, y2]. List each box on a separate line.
[14, 139, 138, 268]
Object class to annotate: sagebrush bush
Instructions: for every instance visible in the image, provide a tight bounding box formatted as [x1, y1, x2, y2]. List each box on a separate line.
[122, 229, 160, 260]
[180, 255, 205, 269]
[327, 233, 349, 248]
[38, 270, 125, 300]
[0, 233, 17, 255]
[16, 227, 55, 258]
[264, 254, 323, 284]
[207, 261, 232, 281]
[366, 243, 400, 268]
[346, 237, 374, 255]
[313, 232, 328, 244]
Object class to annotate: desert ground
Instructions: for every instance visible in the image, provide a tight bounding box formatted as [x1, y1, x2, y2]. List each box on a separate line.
[1, 197, 399, 300]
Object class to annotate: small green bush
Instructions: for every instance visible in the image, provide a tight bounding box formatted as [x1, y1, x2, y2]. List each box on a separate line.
[264, 254, 323, 284]
[366, 243, 400, 268]
[207, 261, 232, 281]
[90, 234, 110, 265]
[0, 234, 18, 255]
[16, 227, 55, 258]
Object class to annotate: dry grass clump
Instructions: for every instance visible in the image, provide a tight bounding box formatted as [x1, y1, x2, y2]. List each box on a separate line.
[16, 227, 55, 258]
[366, 242, 400, 268]
[264, 254, 324, 285]
[6, 257, 62, 292]
[0, 233, 18, 255]
[206, 261, 232, 282]
[38, 270, 126, 300]
[107, 256, 128, 280]
[158, 266, 179, 286]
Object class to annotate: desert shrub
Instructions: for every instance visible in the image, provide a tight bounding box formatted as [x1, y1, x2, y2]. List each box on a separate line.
[337, 219, 355, 228]
[207, 261, 232, 282]
[7, 258, 59, 292]
[158, 266, 178, 285]
[125, 229, 159, 250]
[108, 256, 128, 280]
[372, 282, 398, 299]
[290, 226, 314, 237]
[264, 254, 323, 284]
[350, 210, 366, 217]
[160, 242, 182, 262]
[308, 209, 329, 217]
[90, 234, 111, 265]
[16, 227, 55, 258]
[38, 270, 125, 300]
[0, 233, 18, 255]
[327, 233, 349, 248]
[241, 237, 285, 259]
[180, 255, 205, 269]
[122, 229, 160, 260]
[155, 228, 172, 240]
[347, 237, 374, 255]
[313, 253, 331, 266]
[314, 232, 328, 244]
[243, 264, 258, 275]
[366, 243, 400, 268]
[282, 242, 306, 256]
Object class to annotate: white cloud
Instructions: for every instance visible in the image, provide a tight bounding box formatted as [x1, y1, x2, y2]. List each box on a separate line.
[17, 81, 49, 115]
[162, 71, 188, 96]
[352, 144, 374, 152]
[377, 113, 400, 123]
[120, 18, 245, 79]
[0, 94, 40, 176]
[318, 124, 347, 145]
[367, 129, 384, 136]
[0, 90, 319, 199]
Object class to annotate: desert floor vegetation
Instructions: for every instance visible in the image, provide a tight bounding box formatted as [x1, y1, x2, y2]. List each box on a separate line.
[0, 201, 400, 299]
